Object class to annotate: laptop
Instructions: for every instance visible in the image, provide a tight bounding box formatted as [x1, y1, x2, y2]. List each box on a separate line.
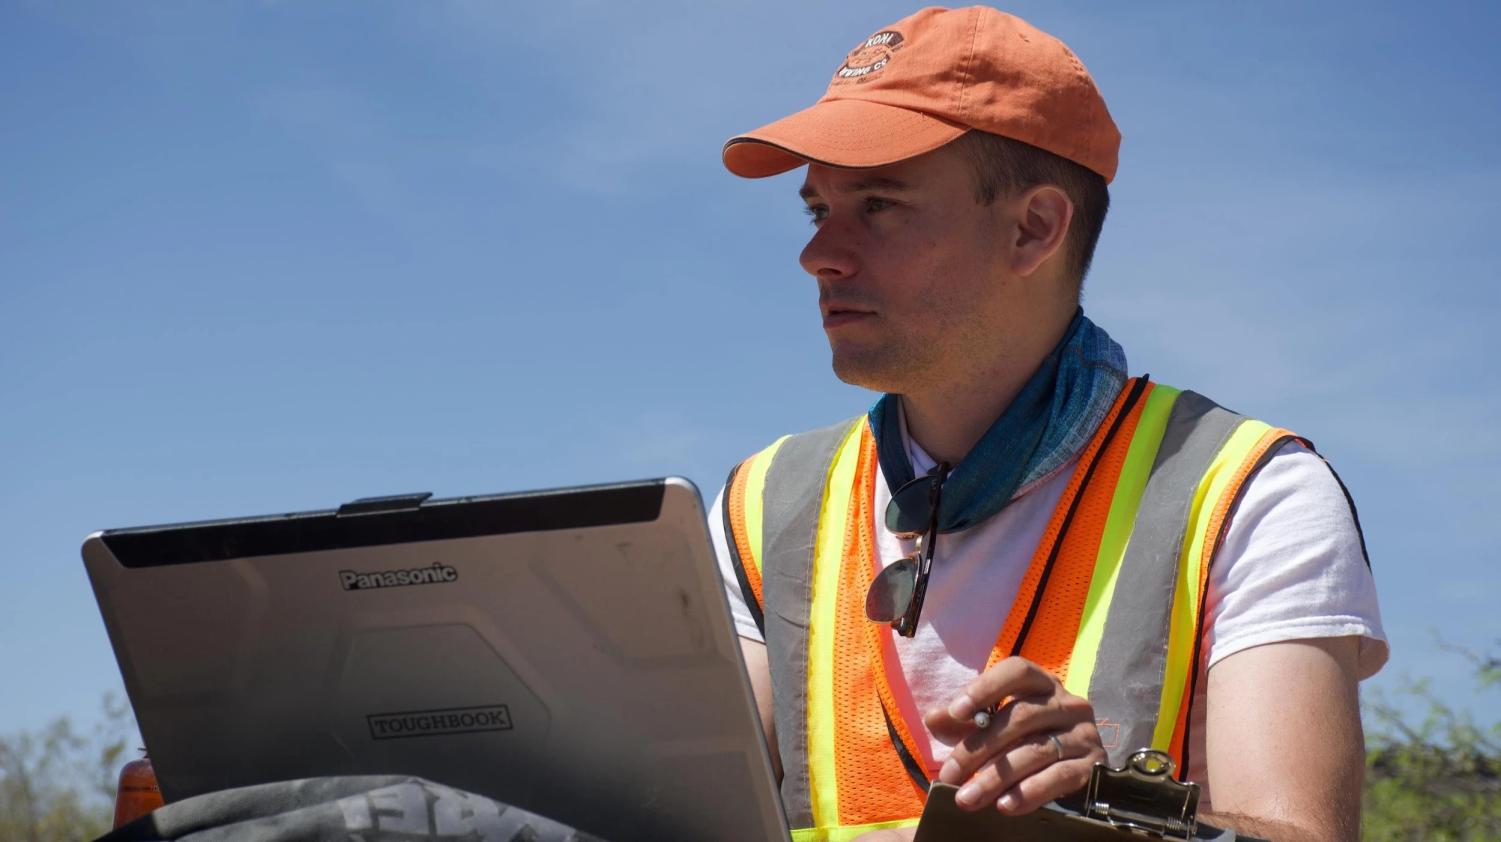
[81, 477, 789, 842]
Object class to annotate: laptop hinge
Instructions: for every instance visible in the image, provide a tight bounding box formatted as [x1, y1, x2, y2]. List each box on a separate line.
[337, 492, 433, 516]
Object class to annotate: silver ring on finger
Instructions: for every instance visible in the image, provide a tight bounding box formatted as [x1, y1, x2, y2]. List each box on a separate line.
[1048, 732, 1064, 762]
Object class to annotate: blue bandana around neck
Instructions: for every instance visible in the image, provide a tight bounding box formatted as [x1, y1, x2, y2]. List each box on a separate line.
[868, 311, 1127, 533]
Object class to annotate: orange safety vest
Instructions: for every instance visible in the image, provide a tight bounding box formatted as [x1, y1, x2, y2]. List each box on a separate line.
[722, 379, 1362, 842]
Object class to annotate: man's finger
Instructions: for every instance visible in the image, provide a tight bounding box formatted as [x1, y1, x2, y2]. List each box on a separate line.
[923, 659, 1054, 741]
[950, 730, 1070, 810]
[947, 657, 1056, 721]
[928, 691, 1052, 750]
[992, 755, 1097, 816]
[937, 698, 1078, 786]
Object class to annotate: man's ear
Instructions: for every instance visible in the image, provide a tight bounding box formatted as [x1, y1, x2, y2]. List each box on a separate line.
[1009, 184, 1073, 278]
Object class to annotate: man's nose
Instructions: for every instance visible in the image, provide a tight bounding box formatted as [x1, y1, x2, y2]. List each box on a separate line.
[799, 219, 860, 281]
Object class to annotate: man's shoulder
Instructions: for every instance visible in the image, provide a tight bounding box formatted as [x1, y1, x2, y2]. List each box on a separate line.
[1147, 381, 1306, 441]
[1150, 381, 1365, 561]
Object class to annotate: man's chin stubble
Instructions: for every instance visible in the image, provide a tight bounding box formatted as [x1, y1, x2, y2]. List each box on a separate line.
[830, 349, 922, 395]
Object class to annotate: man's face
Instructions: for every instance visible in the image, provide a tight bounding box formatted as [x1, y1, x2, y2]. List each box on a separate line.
[798, 140, 1015, 395]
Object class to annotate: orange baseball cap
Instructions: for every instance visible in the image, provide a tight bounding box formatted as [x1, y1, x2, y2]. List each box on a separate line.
[722, 6, 1121, 183]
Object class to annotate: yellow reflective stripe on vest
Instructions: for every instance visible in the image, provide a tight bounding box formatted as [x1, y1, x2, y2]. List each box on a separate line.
[1151, 417, 1273, 749]
[1064, 384, 1181, 697]
[742, 434, 790, 578]
[806, 420, 867, 831]
[791, 817, 920, 842]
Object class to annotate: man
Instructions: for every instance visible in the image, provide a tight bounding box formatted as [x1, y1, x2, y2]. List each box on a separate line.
[708, 7, 1386, 842]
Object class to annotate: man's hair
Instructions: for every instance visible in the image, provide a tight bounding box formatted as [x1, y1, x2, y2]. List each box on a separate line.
[954, 130, 1110, 292]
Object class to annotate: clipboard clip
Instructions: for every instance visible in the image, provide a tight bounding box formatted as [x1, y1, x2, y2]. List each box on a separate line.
[1081, 749, 1200, 840]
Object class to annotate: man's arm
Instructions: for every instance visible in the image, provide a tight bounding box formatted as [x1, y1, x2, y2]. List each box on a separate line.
[1197, 636, 1364, 842]
[741, 639, 782, 781]
[709, 486, 783, 780]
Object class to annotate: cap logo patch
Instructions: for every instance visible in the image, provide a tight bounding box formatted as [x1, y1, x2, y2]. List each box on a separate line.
[834, 30, 905, 84]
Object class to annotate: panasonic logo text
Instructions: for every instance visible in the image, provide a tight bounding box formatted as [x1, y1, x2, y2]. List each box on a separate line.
[367, 705, 513, 740]
[339, 562, 458, 591]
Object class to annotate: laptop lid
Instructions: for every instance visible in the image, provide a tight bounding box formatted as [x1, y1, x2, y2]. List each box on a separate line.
[82, 478, 788, 842]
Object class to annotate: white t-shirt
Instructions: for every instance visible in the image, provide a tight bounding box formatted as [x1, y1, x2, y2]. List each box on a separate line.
[709, 429, 1386, 804]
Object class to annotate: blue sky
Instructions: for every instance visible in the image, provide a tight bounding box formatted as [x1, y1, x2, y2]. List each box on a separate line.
[3, 0, 1497, 738]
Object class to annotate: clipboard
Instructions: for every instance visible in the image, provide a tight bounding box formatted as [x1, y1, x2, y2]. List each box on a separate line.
[912, 749, 1267, 841]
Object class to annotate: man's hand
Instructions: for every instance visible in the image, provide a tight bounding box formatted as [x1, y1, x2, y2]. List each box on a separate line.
[923, 657, 1105, 814]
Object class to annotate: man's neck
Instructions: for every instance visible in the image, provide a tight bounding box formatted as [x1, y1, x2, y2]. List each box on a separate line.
[899, 309, 1075, 466]
[900, 369, 1030, 466]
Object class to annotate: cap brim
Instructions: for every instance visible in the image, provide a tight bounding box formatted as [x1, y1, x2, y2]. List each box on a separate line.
[723, 98, 968, 178]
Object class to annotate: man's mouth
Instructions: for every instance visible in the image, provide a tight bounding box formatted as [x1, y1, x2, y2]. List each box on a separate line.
[822, 306, 876, 329]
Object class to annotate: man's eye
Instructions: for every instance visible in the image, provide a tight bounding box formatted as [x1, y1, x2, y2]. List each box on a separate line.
[864, 197, 893, 213]
[804, 205, 828, 224]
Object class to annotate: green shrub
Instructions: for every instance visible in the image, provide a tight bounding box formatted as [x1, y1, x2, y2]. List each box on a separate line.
[1362, 643, 1501, 840]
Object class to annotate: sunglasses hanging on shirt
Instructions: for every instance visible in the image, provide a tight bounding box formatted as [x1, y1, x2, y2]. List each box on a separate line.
[864, 462, 951, 638]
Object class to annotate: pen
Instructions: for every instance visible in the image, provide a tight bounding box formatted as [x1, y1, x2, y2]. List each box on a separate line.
[972, 703, 999, 729]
